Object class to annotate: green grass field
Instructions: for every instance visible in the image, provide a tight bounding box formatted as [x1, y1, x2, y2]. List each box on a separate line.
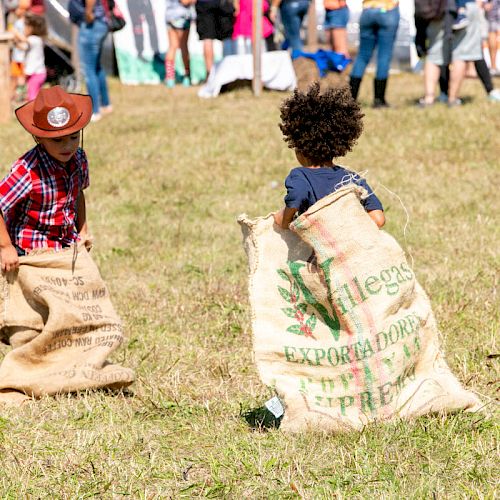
[0, 73, 498, 498]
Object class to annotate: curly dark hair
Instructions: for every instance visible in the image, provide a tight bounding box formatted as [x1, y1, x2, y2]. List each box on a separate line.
[279, 82, 364, 164]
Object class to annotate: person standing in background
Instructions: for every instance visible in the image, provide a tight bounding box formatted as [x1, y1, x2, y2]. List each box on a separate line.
[9, 3, 27, 102]
[195, 0, 235, 75]
[78, 0, 112, 122]
[323, 0, 350, 56]
[164, 0, 195, 87]
[269, 0, 311, 51]
[14, 12, 47, 100]
[420, 0, 500, 106]
[232, 0, 274, 54]
[349, 0, 400, 108]
[485, 0, 500, 75]
[127, 0, 159, 60]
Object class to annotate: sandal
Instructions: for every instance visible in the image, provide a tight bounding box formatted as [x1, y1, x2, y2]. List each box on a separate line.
[448, 98, 463, 107]
[417, 96, 435, 108]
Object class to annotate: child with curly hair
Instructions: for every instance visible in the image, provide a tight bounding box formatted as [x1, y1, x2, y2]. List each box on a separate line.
[274, 83, 385, 230]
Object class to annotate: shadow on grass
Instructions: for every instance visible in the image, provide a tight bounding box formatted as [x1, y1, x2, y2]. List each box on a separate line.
[405, 95, 475, 108]
[53, 387, 136, 401]
[242, 406, 283, 431]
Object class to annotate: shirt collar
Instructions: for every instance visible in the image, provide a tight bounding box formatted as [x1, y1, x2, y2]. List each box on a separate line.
[36, 144, 78, 173]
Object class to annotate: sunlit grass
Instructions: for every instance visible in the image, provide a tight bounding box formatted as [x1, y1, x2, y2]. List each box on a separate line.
[0, 73, 498, 497]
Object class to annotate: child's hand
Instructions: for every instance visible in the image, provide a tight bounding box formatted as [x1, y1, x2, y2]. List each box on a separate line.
[0, 244, 20, 273]
[368, 210, 385, 228]
[269, 5, 278, 22]
[85, 10, 95, 23]
[273, 208, 284, 226]
[274, 207, 298, 229]
[79, 228, 93, 252]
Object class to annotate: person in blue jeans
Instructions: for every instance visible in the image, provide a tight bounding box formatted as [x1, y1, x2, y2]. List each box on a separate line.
[270, 0, 311, 51]
[349, 0, 400, 108]
[78, 0, 112, 122]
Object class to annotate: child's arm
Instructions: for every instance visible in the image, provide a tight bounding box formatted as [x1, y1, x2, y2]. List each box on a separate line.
[85, 0, 96, 23]
[274, 206, 297, 229]
[269, 0, 280, 21]
[368, 209, 385, 228]
[76, 192, 88, 236]
[0, 214, 19, 272]
[0, 163, 32, 271]
[355, 175, 385, 228]
[13, 30, 28, 50]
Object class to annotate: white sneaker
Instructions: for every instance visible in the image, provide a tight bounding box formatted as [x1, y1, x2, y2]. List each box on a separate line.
[91, 113, 102, 122]
[488, 89, 500, 102]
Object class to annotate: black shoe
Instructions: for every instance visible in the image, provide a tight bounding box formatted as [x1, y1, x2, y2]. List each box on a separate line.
[349, 77, 362, 100]
[373, 79, 389, 108]
[373, 98, 390, 108]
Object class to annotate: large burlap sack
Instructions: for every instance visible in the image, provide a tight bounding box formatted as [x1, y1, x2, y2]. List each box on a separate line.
[238, 185, 481, 432]
[0, 244, 135, 402]
[292, 56, 347, 92]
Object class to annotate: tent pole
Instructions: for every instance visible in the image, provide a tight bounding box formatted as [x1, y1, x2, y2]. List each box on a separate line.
[71, 24, 82, 91]
[306, 0, 317, 49]
[252, 0, 263, 96]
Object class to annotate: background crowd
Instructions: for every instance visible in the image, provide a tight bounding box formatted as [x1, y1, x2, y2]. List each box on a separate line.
[3, 0, 500, 111]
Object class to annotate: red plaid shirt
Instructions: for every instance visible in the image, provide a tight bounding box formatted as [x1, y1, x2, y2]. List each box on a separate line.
[0, 145, 89, 251]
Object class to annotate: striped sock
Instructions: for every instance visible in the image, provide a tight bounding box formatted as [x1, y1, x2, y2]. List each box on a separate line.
[166, 60, 175, 81]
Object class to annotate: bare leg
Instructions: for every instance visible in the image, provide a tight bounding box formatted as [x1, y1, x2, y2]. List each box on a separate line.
[488, 31, 498, 71]
[167, 27, 181, 64]
[332, 28, 349, 57]
[465, 61, 476, 78]
[327, 29, 334, 51]
[448, 59, 467, 102]
[203, 39, 214, 75]
[423, 60, 441, 103]
[166, 27, 181, 84]
[180, 27, 191, 76]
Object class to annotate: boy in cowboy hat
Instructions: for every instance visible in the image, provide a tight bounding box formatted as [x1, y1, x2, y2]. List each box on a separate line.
[0, 86, 92, 270]
[0, 86, 136, 403]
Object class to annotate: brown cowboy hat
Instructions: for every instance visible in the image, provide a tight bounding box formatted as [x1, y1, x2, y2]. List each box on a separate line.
[15, 86, 92, 138]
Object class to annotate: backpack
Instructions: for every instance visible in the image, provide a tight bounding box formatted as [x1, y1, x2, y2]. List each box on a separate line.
[68, 0, 85, 25]
[414, 0, 446, 21]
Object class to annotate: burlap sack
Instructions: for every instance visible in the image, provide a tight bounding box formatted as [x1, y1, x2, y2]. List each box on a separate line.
[292, 56, 347, 91]
[238, 185, 481, 432]
[0, 244, 135, 402]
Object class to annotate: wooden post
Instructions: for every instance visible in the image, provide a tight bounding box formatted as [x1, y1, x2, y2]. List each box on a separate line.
[0, 4, 14, 123]
[252, 0, 263, 96]
[306, 0, 317, 49]
[71, 24, 82, 91]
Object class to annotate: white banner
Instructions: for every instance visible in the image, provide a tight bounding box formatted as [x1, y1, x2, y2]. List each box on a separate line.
[113, 0, 223, 84]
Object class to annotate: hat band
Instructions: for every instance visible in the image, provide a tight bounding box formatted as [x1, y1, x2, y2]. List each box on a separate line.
[31, 111, 84, 133]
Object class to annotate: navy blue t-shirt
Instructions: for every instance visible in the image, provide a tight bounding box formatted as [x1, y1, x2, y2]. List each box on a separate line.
[284, 166, 383, 214]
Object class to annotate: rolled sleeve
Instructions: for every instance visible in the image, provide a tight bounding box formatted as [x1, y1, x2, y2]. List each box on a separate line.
[0, 162, 32, 215]
[355, 177, 383, 212]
